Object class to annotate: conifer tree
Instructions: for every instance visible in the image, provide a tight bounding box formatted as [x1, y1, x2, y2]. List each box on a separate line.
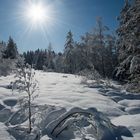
[5, 37, 18, 59]
[115, 0, 140, 82]
[64, 31, 75, 73]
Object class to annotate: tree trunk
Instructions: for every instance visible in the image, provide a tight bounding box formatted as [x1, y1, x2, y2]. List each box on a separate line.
[101, 55, 106, 77]
[28, 93, 32, 133]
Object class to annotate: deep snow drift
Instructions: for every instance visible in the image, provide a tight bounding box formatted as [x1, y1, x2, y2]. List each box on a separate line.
[0, 71, 139, 140]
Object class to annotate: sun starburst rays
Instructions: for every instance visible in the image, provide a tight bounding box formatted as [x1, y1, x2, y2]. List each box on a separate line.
[13, 1, 56, 41]
[12, 0, 79, 43]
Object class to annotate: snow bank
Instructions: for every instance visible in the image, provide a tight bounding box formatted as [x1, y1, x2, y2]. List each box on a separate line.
[0, 123, 15, 140]
[112, 114, 140, 140]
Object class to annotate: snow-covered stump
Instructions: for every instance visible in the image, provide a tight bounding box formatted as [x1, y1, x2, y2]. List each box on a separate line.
[43, 107, 133, 140]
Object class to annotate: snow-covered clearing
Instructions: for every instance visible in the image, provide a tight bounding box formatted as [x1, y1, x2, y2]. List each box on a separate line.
[0, 71, 140, 140]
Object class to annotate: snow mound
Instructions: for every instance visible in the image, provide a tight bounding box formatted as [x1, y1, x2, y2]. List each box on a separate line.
[0, 123, 15, 140]
[118, 99, 140, 107]
[0, 108, 12, 122]
[43, 107, 132, 140]
[0, 104, 5, 111]
[112, 114, 140, 140]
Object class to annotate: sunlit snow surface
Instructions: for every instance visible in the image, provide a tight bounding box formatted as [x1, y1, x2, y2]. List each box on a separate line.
[0, 71, 140, 140]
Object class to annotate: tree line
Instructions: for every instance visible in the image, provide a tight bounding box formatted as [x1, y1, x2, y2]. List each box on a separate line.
[23, 18, 118, 78]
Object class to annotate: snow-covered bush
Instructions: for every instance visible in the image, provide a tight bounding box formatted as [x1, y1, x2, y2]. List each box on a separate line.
[126, 76, 140, 93]
[130, 55, 140, 75]
[79, 68, 103, 89]
[79, 68, 101, 81]
[0, 59, 16, 76]
[0, 40, 21, 76]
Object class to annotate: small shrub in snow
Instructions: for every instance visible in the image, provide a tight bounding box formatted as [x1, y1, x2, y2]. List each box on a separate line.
[103, 78, 117, 89]
[13, 63, 39, 133]
[0, 59, 16, 76]
[79, 68, 102, 87]
[126, 77, 140, 93]
[79, 68, 101, 81]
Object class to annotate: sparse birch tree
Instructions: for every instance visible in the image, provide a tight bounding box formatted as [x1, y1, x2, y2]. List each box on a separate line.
[13, 63, 38, 133]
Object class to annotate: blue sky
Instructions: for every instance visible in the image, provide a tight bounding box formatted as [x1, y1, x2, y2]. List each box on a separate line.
[0, 0, 124, 53]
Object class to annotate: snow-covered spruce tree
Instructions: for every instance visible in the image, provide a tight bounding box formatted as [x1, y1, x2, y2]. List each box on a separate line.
[64, 31, 75, 73]
[4, 36, 18, 59]
[115, 0, 140, 92]
[13, 63, 38, 133]
[0, 41, 16, 76]
[35, 49, 46, 70]
[0, 41, 6, 58]
[54, 52, 64, 72]
[46, 43, 55, 71]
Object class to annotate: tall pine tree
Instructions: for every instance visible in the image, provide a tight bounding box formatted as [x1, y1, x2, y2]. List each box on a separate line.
[115, 0, 140, 91]
[64, 31, 75, 73]
[5, 37, 18, 59]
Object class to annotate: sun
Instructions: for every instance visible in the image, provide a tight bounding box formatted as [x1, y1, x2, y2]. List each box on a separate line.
[26, 3, 47, 25]
[17, 1, 57, 38]
[27, 4, 46, 24]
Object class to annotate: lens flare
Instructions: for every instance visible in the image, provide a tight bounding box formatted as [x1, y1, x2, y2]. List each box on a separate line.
[27, 4, 46, 24]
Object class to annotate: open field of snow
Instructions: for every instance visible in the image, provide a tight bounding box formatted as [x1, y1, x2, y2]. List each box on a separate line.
[0, 71, 140, 140]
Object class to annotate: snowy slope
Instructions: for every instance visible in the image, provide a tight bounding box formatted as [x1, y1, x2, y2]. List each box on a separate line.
[0, 71, 140, 140]
[35, 72, 125, 117]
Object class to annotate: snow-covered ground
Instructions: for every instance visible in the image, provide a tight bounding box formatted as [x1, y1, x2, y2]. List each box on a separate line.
[0, 71, 140, 140]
